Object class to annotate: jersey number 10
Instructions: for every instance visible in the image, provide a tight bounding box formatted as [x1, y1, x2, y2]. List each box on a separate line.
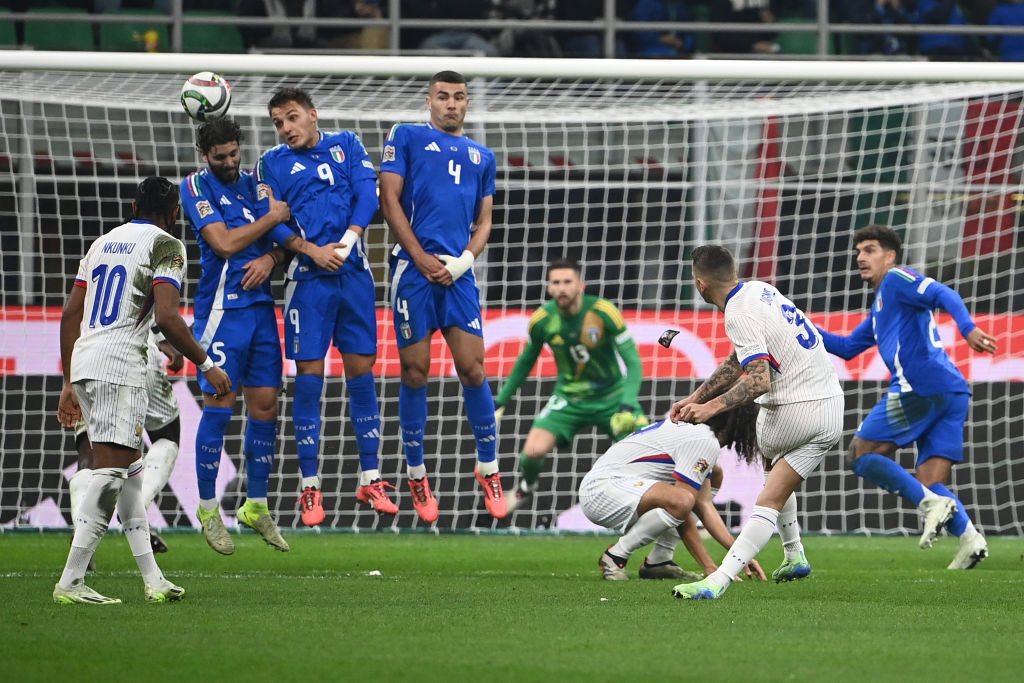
[88, 264, 127, 328]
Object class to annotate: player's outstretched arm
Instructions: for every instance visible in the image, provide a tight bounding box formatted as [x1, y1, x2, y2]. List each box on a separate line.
[921, 279, 998, 354]
[199, 196, 290, 259]
[152, 282, 230, 396]
[965, 327, 997, 354]
[57, 284, 86, 428]
[692, 492, 767, 581]
[816, 316, 875, 360]
[677, 358, 769, 424]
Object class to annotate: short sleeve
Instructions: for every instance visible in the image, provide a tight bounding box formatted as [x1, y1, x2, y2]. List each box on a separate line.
[381, 123, 408, 177]
[347, 132, 378, 183]
[482, 149, 496, 198]
[180, 174, 225, 234]
[152, 234, 186, 290]
[74, 254, 89, 288]
[727, 311, 769, 369]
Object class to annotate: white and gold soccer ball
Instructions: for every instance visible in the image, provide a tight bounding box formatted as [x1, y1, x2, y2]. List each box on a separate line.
[179, 72, 232, 122]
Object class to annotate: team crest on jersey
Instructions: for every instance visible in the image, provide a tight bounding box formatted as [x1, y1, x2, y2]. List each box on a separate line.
[383, 145, 396, 162]
[468, 147, 481, 164]
[400, 321, 412, 340]
[585, 325, 601, 344]
[257, 183, 271, 200]
[330, 145, 345, 163]
[633, 481, 645, 487]
[196, 200, 213, 218]
[692, 458, 710, 477]
[760, 288, 775, 304]
[170, 254, 185, 269]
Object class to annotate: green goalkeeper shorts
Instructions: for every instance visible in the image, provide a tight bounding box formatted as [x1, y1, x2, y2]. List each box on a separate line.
[530, 392, 646, 447]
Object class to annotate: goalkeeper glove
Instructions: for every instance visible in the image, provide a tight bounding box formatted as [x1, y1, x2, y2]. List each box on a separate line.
[438, 250, 475, 281]
[333, 228, 361, 261]
[610, 406, 647, 438]
[494, 402, 505, 422]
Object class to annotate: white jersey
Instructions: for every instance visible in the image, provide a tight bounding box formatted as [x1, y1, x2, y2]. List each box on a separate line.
[724, 281, 842, 406]
[146, 326, 166, 373]
[71, 220, 186, 388]
[588, 420, 721, 489]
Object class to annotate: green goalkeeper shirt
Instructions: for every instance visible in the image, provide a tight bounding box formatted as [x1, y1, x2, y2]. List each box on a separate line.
[496, 294, 643, 405]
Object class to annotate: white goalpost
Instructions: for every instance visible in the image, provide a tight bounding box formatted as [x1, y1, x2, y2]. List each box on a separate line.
[1, 52, 1022, 536]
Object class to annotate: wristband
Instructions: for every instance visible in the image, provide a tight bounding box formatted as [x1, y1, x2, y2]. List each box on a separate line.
[198, 357, 215, 372]
[334, 229, 361, 261]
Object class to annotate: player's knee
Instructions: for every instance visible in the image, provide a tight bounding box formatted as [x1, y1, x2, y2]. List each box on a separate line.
[400, 363, 429, 388]
[453, 361, 485, 386]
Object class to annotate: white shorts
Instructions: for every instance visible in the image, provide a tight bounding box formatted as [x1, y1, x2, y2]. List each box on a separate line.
[757, 395, 844, 479]
[578, 470, 658, 533]
[73, 380, 148, 450]
[144, 368, 180, 432]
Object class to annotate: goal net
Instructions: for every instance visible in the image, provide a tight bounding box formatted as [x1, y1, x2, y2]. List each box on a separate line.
[2, 54, 1022, 537]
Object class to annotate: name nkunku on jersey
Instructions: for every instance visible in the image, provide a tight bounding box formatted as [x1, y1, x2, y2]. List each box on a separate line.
[71, 220, 186, 388]
[381, 122, 496, 258]
[725, 281, 842, 406]
[496, 295, 641, 405]
[256, 130, 377, 280]
[180, 169, 275, 319]
[818, 266, 973, 396]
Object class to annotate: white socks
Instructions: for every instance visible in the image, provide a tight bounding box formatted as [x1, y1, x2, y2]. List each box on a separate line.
[407, 464, 427, 481]
[360, 469, 380, 486]
[610, 508, 684, 560]
[117, 459, 163, 586]
[59, 466, 125, 588]
[645, 527, 682, 564]
[707, 505, 779, 588]
[141, 438, 178, 508]
[68, 467, 94, 528]
[777, 492, 804, 560]
[301, 475, 320, 489]
[476, 459, 498, 477]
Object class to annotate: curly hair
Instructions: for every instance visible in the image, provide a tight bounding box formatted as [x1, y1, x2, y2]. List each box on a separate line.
[195, 117, 243, 154]
[133, 176, 179, 223]
[710, 403, 762, 465]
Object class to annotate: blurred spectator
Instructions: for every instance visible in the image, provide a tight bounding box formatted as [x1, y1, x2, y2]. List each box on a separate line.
[914, 0, 973, 59]
[628, 0, 693, 58]
[492, 0, 563, 57]
[320, 1, 388, 51]
[238, 0, 318, 49]
[709, 0, 779, 54]
[987, 0, 1024, 61]
[553, 0, 628, 58]
[851, 0, 912, 56]
[401, 0, 500, 56]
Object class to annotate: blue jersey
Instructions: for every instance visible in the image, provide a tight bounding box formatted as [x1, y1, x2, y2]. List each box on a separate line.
[381, 122, 496, 258]
[180, 170, 275, 319]
[819, 266, 975, 396]
[256, 130, 377, 281]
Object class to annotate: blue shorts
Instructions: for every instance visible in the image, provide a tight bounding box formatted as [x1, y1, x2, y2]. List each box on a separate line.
[389, 257, 483, 349]
[856, 390, 969, 465]
[284, 270, 377, 360]
[193, 303, 282, 394]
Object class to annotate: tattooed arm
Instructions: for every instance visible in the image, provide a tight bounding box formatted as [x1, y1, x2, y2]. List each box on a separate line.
[669, 352, 744, 422]
[675, 358, 770, 424]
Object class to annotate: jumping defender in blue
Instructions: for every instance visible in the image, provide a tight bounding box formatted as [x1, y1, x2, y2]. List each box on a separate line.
[380, 70, 506, 522]
[257, 88, 396, 525]
[817, 224, 997, 569]
[181, 118, 292, 554]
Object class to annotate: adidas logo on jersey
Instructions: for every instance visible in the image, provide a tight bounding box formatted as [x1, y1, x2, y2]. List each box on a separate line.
[468, 318, 481, 330]
[298, 437, 316, 446]
[424, 141, 441, 152]
[290, 162, 306, 174]
[219, 195, 232, 205]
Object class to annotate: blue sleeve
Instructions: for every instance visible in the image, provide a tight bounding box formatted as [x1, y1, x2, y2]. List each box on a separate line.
[346, 131, 378, 184]
[918, 278, 977, 338]
[348, 177, 379, 229]
[269, 222, 296, 247]
[179, 175, 224, 233]
[483, 150, 496, 198]
[381, 124, 407, 177]
[255, 151, 280, 196]
[817, 316, 876, 360]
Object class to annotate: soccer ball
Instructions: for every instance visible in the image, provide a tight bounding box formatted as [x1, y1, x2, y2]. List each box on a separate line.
[179, 72, 232, 122]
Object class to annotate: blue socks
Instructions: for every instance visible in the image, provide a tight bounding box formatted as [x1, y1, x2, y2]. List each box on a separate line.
[346, 372, 381, 473]
[851, 452, 926, 505]
[244, 418, 276, 500]
[929, 482, 969, 536]
[293, 374, 324, 479]
[462, 382, 497, 463]
[195, 406, 232, 500]
[399, 382, 427, 468]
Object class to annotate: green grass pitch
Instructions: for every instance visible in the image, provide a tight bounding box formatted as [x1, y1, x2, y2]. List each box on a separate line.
[3, 532, 1022, 681]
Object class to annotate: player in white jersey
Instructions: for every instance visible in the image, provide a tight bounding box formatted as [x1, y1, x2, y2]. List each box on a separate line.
[68, 325, 183, 562]
[55, 177, 230, 605]
[581, 399, 766, 582]
[670, 245, 844, 600]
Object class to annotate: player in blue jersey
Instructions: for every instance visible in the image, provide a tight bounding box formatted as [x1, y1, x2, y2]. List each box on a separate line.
[379, 71, 506, 522]
[181, 117, 294, 553]
[257, 87, 395, 525]
[817, 224, 997, 569]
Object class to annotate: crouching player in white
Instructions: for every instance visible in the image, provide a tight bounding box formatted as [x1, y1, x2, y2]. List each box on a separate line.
[581, 402, 767, 582]
[68, 325, 184, 561]
[55, 177, 231, 605]
[670, 244, 843, 600]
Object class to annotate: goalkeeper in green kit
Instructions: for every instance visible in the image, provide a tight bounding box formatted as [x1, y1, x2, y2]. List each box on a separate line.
[495, 258, 649, 513]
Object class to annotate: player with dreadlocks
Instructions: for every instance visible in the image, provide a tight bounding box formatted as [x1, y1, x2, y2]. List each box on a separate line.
[580, 394, 766, 582]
